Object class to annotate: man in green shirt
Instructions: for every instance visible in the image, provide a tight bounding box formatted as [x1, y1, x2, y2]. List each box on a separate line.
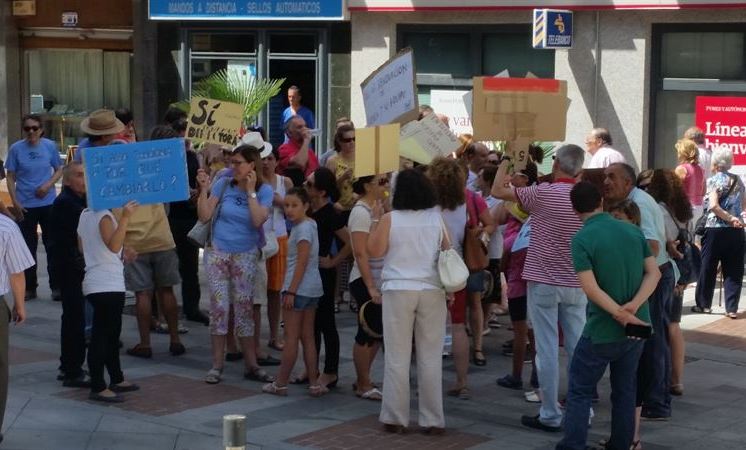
[556, 181, 660, 450]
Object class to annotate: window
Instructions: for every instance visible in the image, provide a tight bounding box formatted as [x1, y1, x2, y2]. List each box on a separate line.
[191, 33, 256, 53]
[650, 26, 746, 169]
[399, 25, 555, 106]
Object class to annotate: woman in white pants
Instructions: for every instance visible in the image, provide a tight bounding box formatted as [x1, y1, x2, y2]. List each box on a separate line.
[368, 169, 451, 435]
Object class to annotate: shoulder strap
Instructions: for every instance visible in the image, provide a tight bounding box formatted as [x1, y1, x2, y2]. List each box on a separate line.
[725, 174, 739, 198]
[439, 214, 452, 251]
[208, 178, 231, 245]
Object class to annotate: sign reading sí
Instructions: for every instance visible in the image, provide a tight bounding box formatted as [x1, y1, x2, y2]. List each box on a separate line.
[186, 97, 244, 147]
[695, 96, 746, 165]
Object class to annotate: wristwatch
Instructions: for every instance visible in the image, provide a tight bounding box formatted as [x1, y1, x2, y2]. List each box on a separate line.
[248, 192, 257, 199]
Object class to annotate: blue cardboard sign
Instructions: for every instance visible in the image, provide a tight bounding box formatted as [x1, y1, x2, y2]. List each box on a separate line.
[148, 0, 344, 20]
[82, 139, 190, 211]
[533, 9, 573, 49]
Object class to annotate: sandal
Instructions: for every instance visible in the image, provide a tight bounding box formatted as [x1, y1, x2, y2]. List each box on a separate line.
[472, 349, 487, 367]
[262, 381, 288, 396]
[356, 387, 382, 401]
[244, 368, 275, 383]
[309, 384, 329, 397]
[205, 368, 223, 384]
[126, 344, 152, 359]
[690, 306, 711, 314]
[446, 386, 471, 400]
[267, 340, 284, 352]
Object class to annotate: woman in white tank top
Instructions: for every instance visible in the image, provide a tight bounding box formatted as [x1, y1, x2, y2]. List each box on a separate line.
[368, 169, 449, 433]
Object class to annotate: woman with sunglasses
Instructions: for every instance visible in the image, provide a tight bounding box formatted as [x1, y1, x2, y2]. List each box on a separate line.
[197, 143, 275, 385]
[348, 173, 390, 401]
[325, 124, 356, 217]
[5, 114, 63, 300]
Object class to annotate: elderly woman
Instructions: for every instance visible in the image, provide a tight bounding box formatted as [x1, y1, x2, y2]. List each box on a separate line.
[693, 148, 746, 319]
[196, 143, 275, 384]
[673, 138, 705, 225]
[5, 114, 63, 300]
[368, 169, 450, 434]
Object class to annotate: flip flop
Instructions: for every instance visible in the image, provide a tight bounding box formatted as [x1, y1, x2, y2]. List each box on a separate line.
[446, 386, 471, 400]
[262, 381, 288, 396]
[205, 368, 223, 384]
[357, 387, 382, 401]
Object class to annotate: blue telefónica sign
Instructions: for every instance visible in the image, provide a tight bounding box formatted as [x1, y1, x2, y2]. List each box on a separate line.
[82, 138, 190, 211]
[533, 9, 573, 49]
[148, 0, 344, 20]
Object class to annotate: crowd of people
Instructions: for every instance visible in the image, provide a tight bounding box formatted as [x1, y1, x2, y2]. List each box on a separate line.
[0, 86, 743, 449]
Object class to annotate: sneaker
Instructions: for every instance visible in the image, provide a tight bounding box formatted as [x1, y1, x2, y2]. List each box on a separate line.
[520, 414, 560, 432]
[496, 374, 523, 390]
[524, 390, 541, 403]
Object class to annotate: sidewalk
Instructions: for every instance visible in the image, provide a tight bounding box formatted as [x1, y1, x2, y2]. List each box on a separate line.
[3, 251, 746, 449]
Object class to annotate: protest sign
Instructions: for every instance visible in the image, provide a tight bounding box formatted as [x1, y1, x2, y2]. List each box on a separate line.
[354, 124, 400, 178]
[360, 48, 419, 127]
[471, 77, 568, 142]
[186, 97, 244, 147]
[696, 96, 746, 173]
[399, 114, 461, 165]
[503, 138, 532, 172]
[83, 138, 190, 211]
[431, 90, 473, 136]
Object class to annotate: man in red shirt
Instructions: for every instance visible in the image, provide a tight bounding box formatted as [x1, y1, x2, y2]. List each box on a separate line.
[277, 116, 318, 185]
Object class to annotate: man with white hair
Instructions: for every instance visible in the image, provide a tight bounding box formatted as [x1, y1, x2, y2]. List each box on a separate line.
[492, 144, 587, 432]
[585, 128, 625, 169]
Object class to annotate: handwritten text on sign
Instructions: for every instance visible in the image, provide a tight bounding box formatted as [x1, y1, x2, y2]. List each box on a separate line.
[83, 139, 190, 211]
[360, 48, 418, 127]
[187, 97, 244, 147]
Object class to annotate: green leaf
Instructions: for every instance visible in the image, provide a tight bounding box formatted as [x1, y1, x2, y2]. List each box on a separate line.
[188, 69, 285, 125]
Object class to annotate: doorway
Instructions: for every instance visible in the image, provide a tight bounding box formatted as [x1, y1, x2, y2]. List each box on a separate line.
[268, 59, 318, 149]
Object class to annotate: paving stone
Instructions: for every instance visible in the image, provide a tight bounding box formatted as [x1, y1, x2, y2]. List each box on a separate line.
[55, 373, 256, 416]
[286, 414, 490, 450]
[9, 345, 57, 365]
[86, 431, 177, 450]
[0, 430, 91, 450]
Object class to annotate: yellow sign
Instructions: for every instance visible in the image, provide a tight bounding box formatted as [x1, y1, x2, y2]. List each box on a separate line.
[12, 1, 36, 16]
[186, 97, 244, 147]
[354, 124, 400, 178]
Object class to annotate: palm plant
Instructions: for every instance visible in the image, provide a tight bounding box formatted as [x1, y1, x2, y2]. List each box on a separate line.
[174, 68, 285, 126]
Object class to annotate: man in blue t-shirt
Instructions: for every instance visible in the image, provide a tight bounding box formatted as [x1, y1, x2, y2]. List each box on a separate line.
[281, 86, 315, 136]
[5, 114, 63, 300]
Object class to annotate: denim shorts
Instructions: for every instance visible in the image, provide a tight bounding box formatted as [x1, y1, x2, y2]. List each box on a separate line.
[466, 270, 486, 293]
[294, 295, 319, 311]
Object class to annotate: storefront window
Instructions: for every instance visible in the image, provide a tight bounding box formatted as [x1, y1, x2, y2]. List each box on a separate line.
[398, 25, 555, 107]
[192, 33, 256, 53]
[651, 27, 746, 169]
[26, 49, 131, 150]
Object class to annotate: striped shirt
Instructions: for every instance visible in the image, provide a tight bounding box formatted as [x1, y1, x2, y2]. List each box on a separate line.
[515, 180, 582, 287]
[0, 214, 35, 296]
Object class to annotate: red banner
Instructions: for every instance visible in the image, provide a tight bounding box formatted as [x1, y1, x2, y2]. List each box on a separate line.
[695, 96, 746, 166]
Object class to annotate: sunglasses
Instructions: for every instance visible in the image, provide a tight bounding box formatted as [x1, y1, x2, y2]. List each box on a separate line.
[341, 137, 355, 143]
[24, 126, 40, 132]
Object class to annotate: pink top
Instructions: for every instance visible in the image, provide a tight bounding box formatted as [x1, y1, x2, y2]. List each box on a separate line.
[678, 163, 704, 207]
[502, 215, 527, 299]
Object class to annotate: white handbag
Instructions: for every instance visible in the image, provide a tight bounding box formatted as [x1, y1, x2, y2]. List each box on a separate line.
[437, 218, 469, 293]
[261, 228, 279, 261]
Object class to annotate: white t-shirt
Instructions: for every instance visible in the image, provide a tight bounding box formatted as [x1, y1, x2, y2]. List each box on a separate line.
[439, 203, 467, 257]
[588, 146, 626, 169]
[698, 146, 713, 181]
[466, 170, 479, 192]
[348, 201, 384, 287]
[78, 209, 125, 295]
[271, 175, 288, 237]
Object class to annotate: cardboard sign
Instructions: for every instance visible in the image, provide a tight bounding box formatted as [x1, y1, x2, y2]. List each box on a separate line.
[533, 9, 573, 49]
[471, 77, 568, 142]
[83, 139, 190, 211]
[400, 114, 461, 165]
[695, 96, 746, 170]
[360, 48, 419, 127]
[354, 124, 400, 178]
[186, 97, 244, 147]
[431, 90, 473, 136]
[503, 138, 532, 172]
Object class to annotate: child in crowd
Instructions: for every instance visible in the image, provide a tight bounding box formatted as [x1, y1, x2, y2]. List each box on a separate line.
[263, 188, 326, 397]
[78, 200, 140, 403]
[609, 199, 642, 226]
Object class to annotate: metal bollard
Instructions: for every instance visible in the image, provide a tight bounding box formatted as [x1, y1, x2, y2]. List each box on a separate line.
[223, 414, 247, 450]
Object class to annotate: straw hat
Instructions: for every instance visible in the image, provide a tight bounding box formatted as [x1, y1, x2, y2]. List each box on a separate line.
[235, 131, 273, 158]
[80, 109, 125, 136]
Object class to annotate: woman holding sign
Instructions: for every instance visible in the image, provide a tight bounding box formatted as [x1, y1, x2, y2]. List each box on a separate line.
[197, 144, 275, 385]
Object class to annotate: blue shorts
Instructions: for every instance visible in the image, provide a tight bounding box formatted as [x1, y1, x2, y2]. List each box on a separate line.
[294, 295, 319, 311]
[466, 270, 486, 293]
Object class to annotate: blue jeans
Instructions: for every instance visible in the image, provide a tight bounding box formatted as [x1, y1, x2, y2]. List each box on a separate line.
[556, 336, 644, 450]
[527, 282, 587, 427]
[638, 262, 674, 417]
